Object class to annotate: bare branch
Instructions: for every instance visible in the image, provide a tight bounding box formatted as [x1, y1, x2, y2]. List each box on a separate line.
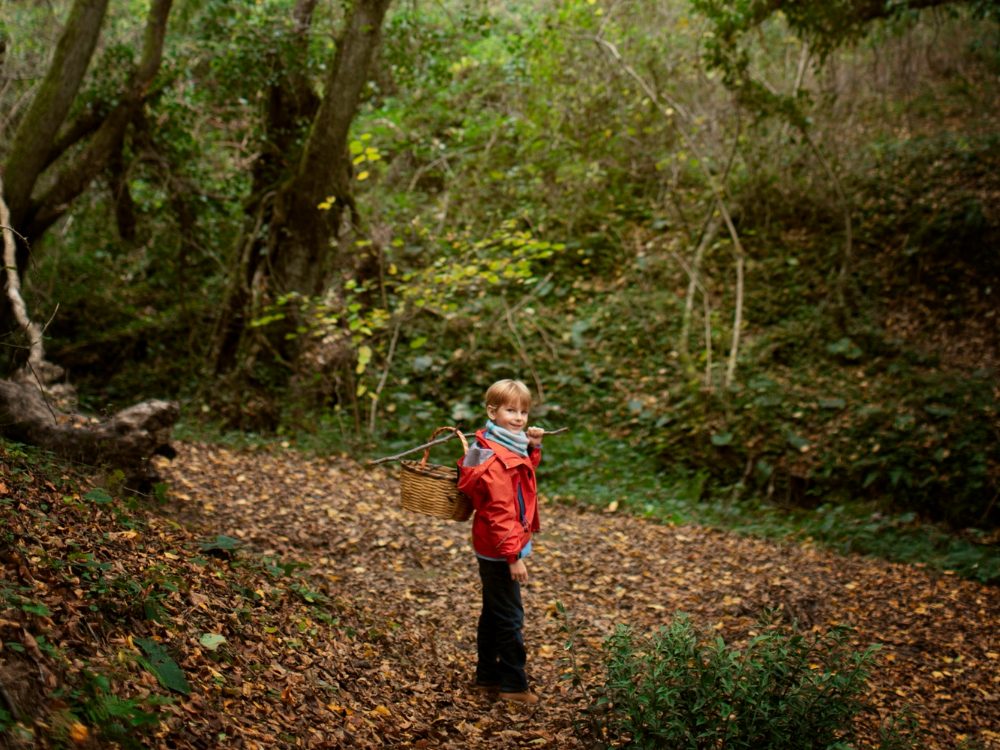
[368, 318, 402, 434]
[594, 32, 749, 387]
[0, 176, 45, 372]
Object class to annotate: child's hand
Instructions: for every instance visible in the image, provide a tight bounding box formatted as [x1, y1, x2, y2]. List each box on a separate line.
[526, 426, 544, 449]
[509, 559, 528, 583]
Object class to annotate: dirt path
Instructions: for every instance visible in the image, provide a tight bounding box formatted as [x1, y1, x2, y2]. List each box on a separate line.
[163, 443, 999, 749]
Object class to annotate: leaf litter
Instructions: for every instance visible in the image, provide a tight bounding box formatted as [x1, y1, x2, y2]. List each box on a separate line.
[2, 441, 997, 748]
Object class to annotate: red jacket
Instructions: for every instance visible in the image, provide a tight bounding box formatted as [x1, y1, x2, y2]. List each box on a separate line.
[457, 429, 541, 564]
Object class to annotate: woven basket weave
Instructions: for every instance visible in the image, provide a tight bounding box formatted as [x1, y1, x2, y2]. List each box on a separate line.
[400, 426, 472, 522]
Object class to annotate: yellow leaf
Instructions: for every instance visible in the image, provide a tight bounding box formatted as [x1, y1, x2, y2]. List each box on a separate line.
[369, 704, 391, 717]
[69, 722, 89, 744]
[357, 171, 370, 181]
[356, 345, 372, 374]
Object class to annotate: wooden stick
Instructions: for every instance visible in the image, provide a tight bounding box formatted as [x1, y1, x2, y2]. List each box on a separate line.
[368, 427, 568, 465]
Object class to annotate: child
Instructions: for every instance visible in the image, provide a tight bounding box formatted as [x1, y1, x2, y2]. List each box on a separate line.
[457, 379, 544, 705]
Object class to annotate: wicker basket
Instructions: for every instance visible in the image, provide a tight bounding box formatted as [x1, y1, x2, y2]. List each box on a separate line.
[400, 426, 473, 521]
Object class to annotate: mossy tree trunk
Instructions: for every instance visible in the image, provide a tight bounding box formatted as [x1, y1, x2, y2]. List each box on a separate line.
[2, 0, 109, 236]
[212, 0, 394, 378]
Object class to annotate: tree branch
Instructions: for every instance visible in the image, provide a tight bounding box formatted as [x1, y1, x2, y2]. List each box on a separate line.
[24, 0, 173, 239]
[2, 0, 110, 228]
[595, 33, 749, 387]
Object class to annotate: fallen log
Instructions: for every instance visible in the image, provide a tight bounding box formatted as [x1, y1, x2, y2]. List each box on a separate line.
[0, 373, 178, 483]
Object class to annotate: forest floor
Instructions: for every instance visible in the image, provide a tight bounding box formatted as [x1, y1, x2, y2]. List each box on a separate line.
[157, 443, 998, 749]
[3, 441, 998, 749]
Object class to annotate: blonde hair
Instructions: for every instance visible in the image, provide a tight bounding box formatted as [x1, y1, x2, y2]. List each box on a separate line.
[485, 379, 532, 411]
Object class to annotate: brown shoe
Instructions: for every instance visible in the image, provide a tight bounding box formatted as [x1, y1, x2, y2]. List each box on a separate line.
[499, 690, 539, 705]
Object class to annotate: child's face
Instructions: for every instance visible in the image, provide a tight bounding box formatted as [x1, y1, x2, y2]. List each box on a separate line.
[488, 400, 530, 434]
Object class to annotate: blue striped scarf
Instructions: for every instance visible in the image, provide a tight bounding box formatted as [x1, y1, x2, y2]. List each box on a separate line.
[484, 419, 529, 457]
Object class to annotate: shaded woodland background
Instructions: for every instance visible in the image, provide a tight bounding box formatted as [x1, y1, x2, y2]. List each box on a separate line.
[2, 0, 999, 551]
[1, 1, 999, 746]
[3, 0, 997, 536]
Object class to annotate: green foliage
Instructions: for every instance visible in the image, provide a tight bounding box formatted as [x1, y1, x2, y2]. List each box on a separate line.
[859, 132, 1000, 279]
[646, 346, 998, 528]
[541, 426, 998, 583]
[63, 670, 166, 748]
[135, 637, 192, 696]
[588, 614, 919, 749]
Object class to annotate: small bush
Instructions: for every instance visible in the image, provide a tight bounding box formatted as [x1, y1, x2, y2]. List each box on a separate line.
[589, 614, 918, 750]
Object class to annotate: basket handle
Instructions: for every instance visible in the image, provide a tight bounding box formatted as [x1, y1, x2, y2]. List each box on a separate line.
[418, 426, 469, 469]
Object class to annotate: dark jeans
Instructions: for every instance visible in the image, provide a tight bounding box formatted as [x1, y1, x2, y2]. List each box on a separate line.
[476, 558, 528, 692]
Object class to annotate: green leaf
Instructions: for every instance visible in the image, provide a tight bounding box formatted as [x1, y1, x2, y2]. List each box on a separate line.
[135, 638, 191, 695]
[84, 488, 113, 504]
[199, 633, 227, 652]
[819, 397, 846, 410]
[786, 432, 811, 451]
[199, 535, 242, 552]
[924, 404, 956, 418]
[249, 312, 285, 328]
[826, 337, 862, 360]
[711, 432, 733, 447]
[356, 344, 373, 375]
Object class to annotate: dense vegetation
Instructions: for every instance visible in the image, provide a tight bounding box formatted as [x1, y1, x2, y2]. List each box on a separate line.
[2, 1, 998, 574]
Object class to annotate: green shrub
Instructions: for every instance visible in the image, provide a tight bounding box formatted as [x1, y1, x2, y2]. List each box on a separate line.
[589, 614, 918, 750]
[649, 353, 998, 529]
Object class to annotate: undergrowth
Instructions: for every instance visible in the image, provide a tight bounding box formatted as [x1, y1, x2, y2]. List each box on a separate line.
[543, 429, 999, 585]
[561, 610, 922, 750]
[0, 438, 349, 747]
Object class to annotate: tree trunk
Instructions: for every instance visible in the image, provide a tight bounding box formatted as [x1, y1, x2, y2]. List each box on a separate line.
[22, 0, 173, 241]
[210, 0, 323, 375]
[0, 0, 172, 342]
[273, 0, 393, 294]
[212, 0, 393, 376]
[2, 0, 109, 238]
